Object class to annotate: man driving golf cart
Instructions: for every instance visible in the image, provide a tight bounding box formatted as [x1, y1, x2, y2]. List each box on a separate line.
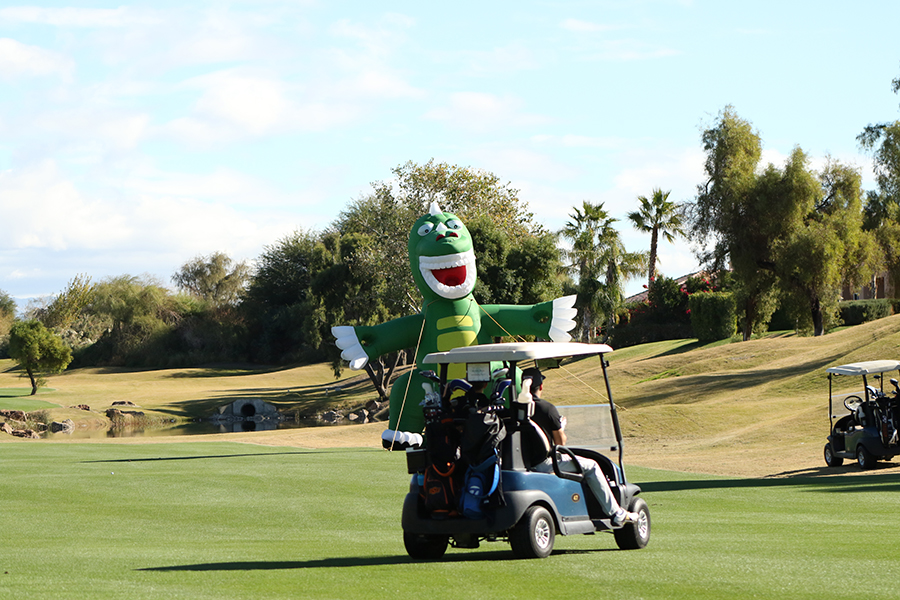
[401, 342, 650, 559]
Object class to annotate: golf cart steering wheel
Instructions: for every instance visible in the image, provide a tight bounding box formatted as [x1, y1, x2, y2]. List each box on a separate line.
[844, 395, 863, 412]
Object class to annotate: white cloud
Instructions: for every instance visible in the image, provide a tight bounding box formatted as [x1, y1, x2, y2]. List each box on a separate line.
[560, 18, 617, 33]
[329, 13, 415, 57]
[162, 8, 278, 66]
[0, 160, 310, 281]
[0, 161, 131, 251]
[29, 109, 151, 150]
[612, 146, 705, 199]
[338, 69, 424, 100]
[0, 38, 74, 79]
[193, 71, 292, 135]
[583, 39, 679, 61]
[0, 6, 161, 27]
[438, 43, 542, 76]
[532, 133, 625, 150]
[425, 92, 549, 132]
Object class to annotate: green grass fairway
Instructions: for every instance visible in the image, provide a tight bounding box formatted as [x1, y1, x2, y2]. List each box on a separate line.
[2, 443, 898, 600]
[0, 395, 58, 412]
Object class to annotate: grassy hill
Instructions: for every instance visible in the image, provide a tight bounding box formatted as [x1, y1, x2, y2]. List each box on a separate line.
[4, 315, 900, 477]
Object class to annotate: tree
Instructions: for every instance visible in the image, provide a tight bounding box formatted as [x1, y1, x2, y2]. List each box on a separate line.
[79, 275, 181, 365]
[336, 159, 547, 317]
[172, 252, 250, 309]
[560, 201, 645, 342]
[859, 65, 900, 295]
[858, 65, 900, 204]
[688, 107, 808, 340]
[0, 289, 15, 357]
[560, 201, 608, 342]
[8, 319, 73, 395]
[37, 274, 96, 330]
[778, 159, 881, 335]
[627, 188, 684, 285]
[595, 217, 646, 341]
[242, 230, 326, 363]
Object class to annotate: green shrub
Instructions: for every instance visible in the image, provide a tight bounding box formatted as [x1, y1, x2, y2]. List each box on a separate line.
[839, 299, 893, 326]
[644, 275, 690, 324]
[689, 292, 736, 342]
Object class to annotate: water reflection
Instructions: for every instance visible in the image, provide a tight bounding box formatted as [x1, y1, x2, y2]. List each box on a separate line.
[41, 413, 336, 439]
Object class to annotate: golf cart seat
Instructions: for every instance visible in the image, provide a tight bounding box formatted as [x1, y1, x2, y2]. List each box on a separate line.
[520, 419, 552, 469]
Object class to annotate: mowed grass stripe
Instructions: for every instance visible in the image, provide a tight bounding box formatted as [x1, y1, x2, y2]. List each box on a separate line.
[2, 443, 899, 600]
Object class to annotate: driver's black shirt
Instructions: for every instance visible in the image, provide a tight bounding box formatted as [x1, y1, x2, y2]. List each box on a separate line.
[531, 397, 564, 441]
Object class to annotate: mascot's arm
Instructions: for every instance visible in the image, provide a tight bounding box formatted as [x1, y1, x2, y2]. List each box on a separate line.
[332, 314, 425, 370]
[480, 295, 577, 342]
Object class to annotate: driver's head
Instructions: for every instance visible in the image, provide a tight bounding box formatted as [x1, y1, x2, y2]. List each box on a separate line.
[522, 367, 544, 395]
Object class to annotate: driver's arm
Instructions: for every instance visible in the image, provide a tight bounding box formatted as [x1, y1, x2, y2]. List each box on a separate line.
[552, 429, 567, 446]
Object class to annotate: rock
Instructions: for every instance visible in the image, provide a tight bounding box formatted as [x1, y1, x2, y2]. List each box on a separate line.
[321, 410, 344, 423]
[50, 419, 75, 433]
[0, 410, 26, 422]
[11, 429, 40, 439]
[349, 408, 370, 423]
[1, 423, 13, 436]
[111, 401, 136, 407]
[106, 408, 145, 422]
[71, 404, 91, 411]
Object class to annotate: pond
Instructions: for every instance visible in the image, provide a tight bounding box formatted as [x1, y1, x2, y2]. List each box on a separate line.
[41, 415, 343, 440]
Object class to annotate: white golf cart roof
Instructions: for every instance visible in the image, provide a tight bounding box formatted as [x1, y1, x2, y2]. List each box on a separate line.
[826, 360, 900, 376]
[422, 341, 613, 365]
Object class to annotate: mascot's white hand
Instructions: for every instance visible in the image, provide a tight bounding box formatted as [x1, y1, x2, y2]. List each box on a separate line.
[331, 326, 369, 370]
[549, 295, 577, 342]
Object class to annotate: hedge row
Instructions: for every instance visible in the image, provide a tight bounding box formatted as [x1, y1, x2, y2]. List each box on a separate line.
[838, 299, 895, 326]
[689, 292, 737, 342]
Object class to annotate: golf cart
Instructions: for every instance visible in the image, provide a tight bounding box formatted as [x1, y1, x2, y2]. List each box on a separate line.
[401, 342, 650, 559]
[824, 360, 900, 469]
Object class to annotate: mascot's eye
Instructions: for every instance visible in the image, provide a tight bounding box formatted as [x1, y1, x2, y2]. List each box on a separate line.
[446, 219, 463, 230]
[418, 223, 435, 236]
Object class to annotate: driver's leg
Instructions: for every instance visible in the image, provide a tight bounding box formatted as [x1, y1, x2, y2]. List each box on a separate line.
[573, 456, 638, 525]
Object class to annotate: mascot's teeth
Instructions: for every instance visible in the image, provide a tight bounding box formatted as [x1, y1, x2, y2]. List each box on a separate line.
[420, 250, 476, 299]
[419, 253, 471, 270]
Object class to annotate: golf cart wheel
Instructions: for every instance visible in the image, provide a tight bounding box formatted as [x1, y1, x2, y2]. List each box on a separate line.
[824, 443, 843, 467]
[856, 445, 875, 470]
[509, 505, 555, 559]
[614, 497, 651, 550]
[403, 532, 449, 560]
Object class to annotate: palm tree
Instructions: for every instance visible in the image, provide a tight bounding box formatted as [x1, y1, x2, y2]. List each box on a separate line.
[560, 201, 647, 342]
[627, 188, 685, 285]
[595, 217, 647, 341]
[560, 201, 607, 342]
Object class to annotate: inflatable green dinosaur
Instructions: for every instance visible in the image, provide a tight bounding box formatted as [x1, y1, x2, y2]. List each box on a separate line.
[332, 201, 576, 449]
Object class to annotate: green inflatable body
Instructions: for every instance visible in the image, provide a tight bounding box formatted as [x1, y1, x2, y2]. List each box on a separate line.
[332, 202, 576, 449]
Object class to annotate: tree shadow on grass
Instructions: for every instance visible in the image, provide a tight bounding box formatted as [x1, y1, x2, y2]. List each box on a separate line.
[620, 352, 845, 407]
[641, 469, 900, 494]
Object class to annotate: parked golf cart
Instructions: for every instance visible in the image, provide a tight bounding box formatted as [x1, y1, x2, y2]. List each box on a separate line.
[824, 360, 900, 469]
[401, 341, 650, 559]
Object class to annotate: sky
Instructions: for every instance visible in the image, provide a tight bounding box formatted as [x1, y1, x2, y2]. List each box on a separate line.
[2, 0, 899, 313]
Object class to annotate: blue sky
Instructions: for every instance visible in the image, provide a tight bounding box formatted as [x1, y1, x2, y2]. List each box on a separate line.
[1, 0, 899, 311]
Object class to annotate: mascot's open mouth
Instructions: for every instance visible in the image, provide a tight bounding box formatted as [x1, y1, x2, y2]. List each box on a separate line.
[419, 250, 476, 299]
